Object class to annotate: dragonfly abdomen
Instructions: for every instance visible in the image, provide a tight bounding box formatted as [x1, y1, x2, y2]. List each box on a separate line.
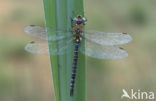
[70, 45, 79, 96]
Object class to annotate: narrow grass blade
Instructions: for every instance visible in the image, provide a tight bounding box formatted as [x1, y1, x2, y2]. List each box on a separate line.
[43, 0, 86, 101]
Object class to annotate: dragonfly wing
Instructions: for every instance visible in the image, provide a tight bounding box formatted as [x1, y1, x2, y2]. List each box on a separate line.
[24, 25, 73, 41]
[24, 25, 47, 40]
[84, 30, 133, 46]
[80, 40, 128, 59]
[25, 41, 49, 54]
[25, 39, 73, 55]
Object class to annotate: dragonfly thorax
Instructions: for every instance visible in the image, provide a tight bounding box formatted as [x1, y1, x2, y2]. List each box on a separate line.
[72, 16, 85, 46]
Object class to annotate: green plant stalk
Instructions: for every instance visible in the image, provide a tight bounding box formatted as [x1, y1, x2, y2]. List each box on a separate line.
[43, 0, 86, 101]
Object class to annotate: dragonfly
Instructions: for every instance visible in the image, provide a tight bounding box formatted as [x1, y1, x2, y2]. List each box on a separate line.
[24, 15, 133, 96]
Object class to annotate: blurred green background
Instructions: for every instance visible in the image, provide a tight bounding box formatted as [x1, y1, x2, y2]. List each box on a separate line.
[0, 0, 156, 101]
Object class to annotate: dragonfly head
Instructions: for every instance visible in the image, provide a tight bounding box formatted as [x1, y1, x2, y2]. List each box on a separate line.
[73, 15, 87, 25]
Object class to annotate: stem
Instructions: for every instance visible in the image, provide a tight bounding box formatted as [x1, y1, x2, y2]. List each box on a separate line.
[42, 0, 86, 101]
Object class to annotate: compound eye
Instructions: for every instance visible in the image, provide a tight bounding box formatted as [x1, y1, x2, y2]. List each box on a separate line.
[73, 17, 78, 23]
[82, 17, 86, 23]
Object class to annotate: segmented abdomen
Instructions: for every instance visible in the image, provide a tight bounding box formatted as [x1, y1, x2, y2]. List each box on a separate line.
[70, 45, 79, 96]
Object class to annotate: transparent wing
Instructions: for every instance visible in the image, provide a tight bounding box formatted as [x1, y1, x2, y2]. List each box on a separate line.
[80, 40, 128, 59]
[25, 39, 73, 55]
[24, 25, 72, 41]
[25, 41, 49, 54]
[84, 30, 133, 46]
[24, 25, 47, 40]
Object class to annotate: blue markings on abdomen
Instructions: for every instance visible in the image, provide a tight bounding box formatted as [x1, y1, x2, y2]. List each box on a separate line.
[70, 45, 79, 96]
[74, 42, 80, 46]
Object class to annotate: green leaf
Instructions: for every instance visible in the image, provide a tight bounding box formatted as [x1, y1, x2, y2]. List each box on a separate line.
[42, 0, 86, 101]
